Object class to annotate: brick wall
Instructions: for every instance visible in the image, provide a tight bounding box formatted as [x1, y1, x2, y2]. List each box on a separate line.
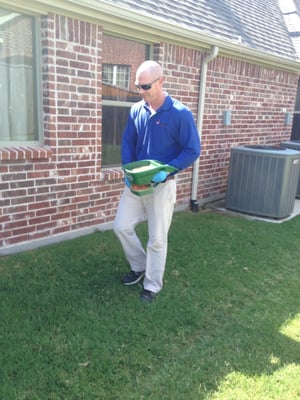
[0, 14, 123, 252]
[157, 43, 298, 203]
[0, 13, 298, 254]
[200, 58, 298, 200]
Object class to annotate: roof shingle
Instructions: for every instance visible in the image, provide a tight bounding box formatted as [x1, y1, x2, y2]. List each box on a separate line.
[103, 0, 299, 60]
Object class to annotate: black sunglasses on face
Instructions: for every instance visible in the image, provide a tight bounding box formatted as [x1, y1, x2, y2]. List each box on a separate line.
[135, 77, 161, 91]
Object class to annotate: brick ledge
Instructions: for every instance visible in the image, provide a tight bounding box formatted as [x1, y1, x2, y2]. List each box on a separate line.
[99, 167, 124, 182]
[0, 146, 52, 161]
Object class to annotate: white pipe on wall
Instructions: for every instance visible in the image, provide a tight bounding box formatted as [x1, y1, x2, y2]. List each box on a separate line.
[190, 45, 219, 212]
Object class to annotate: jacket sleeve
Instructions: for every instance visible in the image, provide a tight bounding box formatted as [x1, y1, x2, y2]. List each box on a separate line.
[121, 111, 137, 165]
[168, 108, 201, 171]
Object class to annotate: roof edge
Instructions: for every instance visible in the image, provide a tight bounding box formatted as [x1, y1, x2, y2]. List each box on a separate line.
[1, 0, 300, 73]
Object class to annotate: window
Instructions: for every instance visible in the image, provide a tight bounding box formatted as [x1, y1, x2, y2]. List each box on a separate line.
[103, 64, 130, 90]
[0, 8, 41, 145]
[102, 35, 150, 166]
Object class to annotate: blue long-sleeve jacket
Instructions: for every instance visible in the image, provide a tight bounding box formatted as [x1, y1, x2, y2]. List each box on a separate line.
[121, 94, 201, 171]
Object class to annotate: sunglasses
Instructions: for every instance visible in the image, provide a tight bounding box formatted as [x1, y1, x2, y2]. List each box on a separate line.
[135, 77, 161, 91]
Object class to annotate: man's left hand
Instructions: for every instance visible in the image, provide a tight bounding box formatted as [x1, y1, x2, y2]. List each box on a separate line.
[125, 176, 132, 188]
[151, 170, 169, 183]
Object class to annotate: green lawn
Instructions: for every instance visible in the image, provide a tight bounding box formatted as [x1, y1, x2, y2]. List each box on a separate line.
[1, 210, 300, 399]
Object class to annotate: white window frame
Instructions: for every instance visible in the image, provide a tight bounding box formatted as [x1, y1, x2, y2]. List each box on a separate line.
[103, 64, 130, 90]
[0, 8, 43, 147]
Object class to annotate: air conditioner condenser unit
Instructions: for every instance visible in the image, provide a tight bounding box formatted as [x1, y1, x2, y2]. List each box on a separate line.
[226, 145, 300, 218]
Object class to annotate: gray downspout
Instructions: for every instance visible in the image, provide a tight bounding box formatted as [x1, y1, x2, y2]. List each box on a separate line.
[190, 45, 219, 212]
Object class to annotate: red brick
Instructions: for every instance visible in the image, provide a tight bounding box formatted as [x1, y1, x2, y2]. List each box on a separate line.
[1, 15, 297, 252]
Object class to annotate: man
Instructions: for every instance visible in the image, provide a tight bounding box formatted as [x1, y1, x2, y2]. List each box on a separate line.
[114, 60, 201, 303]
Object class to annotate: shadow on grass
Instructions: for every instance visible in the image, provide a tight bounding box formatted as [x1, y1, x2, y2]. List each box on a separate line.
[1, 210, 300, 399]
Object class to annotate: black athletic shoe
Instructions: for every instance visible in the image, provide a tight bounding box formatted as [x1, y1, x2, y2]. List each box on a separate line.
[140, 289, 157, 303]
[121, 270, 145, 285]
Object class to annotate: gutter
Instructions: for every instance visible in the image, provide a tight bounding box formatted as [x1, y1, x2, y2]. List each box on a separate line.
[190, 46, 219, 212]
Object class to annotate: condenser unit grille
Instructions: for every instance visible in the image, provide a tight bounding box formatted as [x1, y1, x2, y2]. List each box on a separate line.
[226, 146, 300, 218]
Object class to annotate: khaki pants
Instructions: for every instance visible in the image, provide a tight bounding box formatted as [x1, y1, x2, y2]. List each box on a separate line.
[114, 180, 176, 293]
